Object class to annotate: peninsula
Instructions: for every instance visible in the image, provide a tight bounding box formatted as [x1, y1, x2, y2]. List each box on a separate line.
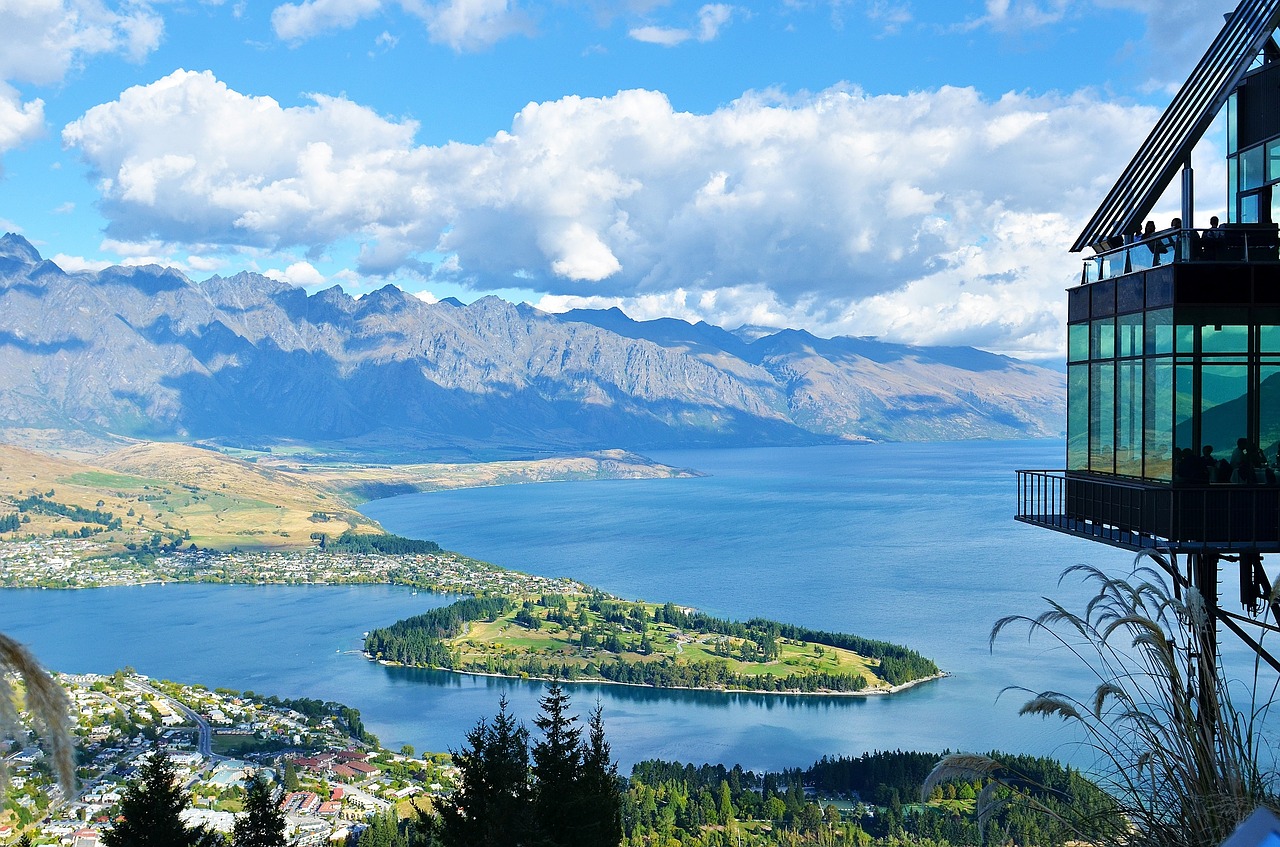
[0, 440, 942, 695]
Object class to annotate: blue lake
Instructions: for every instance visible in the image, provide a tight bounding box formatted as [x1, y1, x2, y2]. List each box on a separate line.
[5, 440, 1239, 772]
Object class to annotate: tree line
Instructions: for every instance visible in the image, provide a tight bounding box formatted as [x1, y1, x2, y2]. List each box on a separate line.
[313, 530, 442, 555]
[426, 683, 623, 847]
[364, 596, 514, 667]
[14, 494, 122, 530]
[622, 749, 1119, 846]
[652, 603, 939, 684]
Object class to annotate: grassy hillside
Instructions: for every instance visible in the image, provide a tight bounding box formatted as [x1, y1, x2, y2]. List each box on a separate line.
[0, 441, 701, 552]
[0, 442, 373, 552]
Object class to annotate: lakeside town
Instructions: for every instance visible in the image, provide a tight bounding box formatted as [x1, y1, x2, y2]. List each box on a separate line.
[0, 537, 583, 598]
[3, 670, 456, 846]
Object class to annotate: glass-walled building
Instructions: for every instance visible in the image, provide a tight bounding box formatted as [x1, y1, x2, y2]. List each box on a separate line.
[1067, 262, 1280, 485]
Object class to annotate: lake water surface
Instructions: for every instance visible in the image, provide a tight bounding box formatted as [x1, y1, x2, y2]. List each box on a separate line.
[4, 441, 1225, 772]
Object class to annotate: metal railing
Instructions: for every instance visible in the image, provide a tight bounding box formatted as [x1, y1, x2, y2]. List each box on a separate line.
[1081, 226, 1280, 285]
[1016, 469, 1280, 552]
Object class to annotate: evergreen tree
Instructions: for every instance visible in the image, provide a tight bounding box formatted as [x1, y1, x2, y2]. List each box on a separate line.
[281, 760, 299, 791]
[438, 696, 532, 847]
[531, 682, 583, 847]
[577, 704, 623, 847]
[103, 752, 218, 847]
[232, 772, 286, 847]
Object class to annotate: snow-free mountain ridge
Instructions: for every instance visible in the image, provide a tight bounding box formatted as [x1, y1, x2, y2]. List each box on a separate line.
[0, 233, 1064, 450]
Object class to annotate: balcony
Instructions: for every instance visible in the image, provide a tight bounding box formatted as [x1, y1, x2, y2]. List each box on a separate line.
[1081, 224, 1280, 285]
[1015, 470, 1280, 553]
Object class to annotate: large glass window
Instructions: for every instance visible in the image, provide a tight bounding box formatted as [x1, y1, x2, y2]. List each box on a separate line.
[1261, 362, 1280, 462]
[1229, 155, 1239, 222]
[1068, 324, 1089, 363]
[1176, 323, 1197, 354]
[1145, 359, 1173, 481]
[1068, 365, 1089, 472]
[1200, 363, 1249, 462]
[1091, 318, 1115, 359]
[1174, 363, 1196, 463]
[1146, 308, 1173, 354]
[1267, 139, 1280, 181]
[1117, 360, 1143, 476]
[1202, 324, 1249, 354]
[1242, 145, 1265, 190]
[1091, 362, 1115, 473]
[1118, 313, 1143, 357]
[1241, 192, 1260, 223]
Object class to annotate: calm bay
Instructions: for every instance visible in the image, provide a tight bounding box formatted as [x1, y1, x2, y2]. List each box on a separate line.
[3, 440, 1191, 771]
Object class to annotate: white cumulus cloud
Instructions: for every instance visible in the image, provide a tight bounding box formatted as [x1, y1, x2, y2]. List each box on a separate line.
[269, 0, 531, 51]
[0, 0, 163, 85]
[64, 71, 1175, 357]
[629, 3, 735, 46]
[271, 0, 384, 42]
[0, 83, 44, 157]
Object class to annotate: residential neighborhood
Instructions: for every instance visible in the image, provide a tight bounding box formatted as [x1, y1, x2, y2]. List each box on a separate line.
[1, 672, 458, 846]
[0, 538, 583, 598]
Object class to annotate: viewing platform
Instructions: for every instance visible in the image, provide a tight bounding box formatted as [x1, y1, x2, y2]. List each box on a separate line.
[1082, 223, 1280, 284]
[1015, 468, 1280, 553]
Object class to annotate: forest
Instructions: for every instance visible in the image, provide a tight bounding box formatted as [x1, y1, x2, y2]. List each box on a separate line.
[363, 593, 940, 694]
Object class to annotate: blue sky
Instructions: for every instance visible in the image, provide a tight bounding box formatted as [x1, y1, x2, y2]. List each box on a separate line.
[0, 0, 1240, 359]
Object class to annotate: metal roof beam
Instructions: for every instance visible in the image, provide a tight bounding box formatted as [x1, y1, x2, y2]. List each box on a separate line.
[1073, 0, 1280, 253]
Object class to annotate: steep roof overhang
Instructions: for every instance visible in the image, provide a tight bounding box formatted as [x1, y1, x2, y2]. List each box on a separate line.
[1072, 0, 1280, 253]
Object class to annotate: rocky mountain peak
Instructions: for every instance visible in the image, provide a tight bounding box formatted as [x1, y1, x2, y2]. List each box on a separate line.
[0, 233, 42, 266]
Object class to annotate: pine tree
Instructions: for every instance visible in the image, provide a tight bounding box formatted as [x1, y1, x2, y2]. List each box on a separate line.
[530, 682, 582, 847]
[103, 752, 217, 847]
[232, 772, 286, 847]
[577, 704, 623, 847]
[438, 696, 532, 847]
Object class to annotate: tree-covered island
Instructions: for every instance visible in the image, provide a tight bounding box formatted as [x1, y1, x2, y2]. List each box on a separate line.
[364, 593, 942, 695]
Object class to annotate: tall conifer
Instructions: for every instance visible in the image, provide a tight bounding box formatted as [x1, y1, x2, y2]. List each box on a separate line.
[232, 772, 286, 847]
[438, 696, 531, 847]
[103, 752, 217, 847]
[531, 681, 583, 846]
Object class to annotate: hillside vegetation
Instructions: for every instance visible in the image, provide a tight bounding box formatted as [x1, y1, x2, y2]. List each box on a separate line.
[365, 593, 942, 694]
[0, 441, 702, 552]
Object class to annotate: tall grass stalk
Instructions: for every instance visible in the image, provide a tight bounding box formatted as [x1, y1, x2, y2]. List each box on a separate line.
[0, 632, 74, 795]
[928, 555, 1278, 847]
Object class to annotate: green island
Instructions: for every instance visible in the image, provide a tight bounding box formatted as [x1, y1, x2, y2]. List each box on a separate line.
[364, 593, 941, 694]
[0, 440, 942, 696]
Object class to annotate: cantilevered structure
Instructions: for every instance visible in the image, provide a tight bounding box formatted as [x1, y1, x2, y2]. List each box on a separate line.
[1016, 0, 1280, 672]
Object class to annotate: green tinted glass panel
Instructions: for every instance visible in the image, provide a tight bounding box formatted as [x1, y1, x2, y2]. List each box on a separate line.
[1176, 324, 1197, 354]
[1068, 365, 1089, 471]
[1091, 319, 1115, 359]
[1260, 325, 1280, 353]
[1068, 324, 1089, 363]
[1117, 360, 1143, 477]
[1261, 365, 1280, 463]
[1268, 139, 1280, 181]
[1201, 364, 1249, 468]
[1242, 145, 1265, 190]
[1202, 325, 1249, 354]
[1091, 362, 1115, 473]
[1146, 308, 1173, 355]
[1118, 313, 1143, 357]
[1174, 364, 1195, 464]
[1145, 359, 1173, 481]
[1229, 156, 1239, 221]
[1242, 193, 1260, 224]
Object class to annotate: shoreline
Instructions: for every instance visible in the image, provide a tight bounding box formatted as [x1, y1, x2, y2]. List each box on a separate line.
[368, 653, 949, 698]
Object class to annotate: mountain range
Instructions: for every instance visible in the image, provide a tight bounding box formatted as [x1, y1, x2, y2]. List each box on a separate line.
[0, 233, 1064, 452]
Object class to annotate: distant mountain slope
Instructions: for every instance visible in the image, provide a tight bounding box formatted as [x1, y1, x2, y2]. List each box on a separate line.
[0, 233, 1063, 448]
